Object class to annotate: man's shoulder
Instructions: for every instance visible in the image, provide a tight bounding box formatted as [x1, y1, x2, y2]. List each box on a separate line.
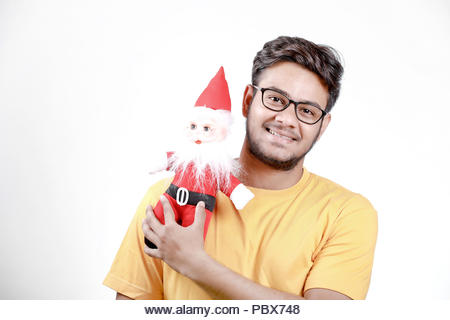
[305, 170, 377, 237]
[142, 175, 174, 202]
[307, 169, 355, 195]
[306, 169, 375, 211]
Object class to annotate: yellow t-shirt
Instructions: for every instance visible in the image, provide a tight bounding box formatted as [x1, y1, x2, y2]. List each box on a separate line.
[103, 168, 377, 300]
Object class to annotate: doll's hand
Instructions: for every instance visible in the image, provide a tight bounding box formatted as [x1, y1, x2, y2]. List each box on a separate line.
[142, 195, 208, 277]
[148, 152, 170, 174]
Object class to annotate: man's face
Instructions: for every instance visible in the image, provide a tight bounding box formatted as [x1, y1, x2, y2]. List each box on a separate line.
[243, 61, 331, 170]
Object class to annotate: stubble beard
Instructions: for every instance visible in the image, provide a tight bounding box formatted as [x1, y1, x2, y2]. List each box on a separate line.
[245, 118, 322, 171]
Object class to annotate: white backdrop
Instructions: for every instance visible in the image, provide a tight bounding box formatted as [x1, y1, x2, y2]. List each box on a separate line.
[1, 0, 449, 299]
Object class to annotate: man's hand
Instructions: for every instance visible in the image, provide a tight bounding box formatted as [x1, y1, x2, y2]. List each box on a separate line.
[141, 195, 351, 300]
[142, 195, 207, 277]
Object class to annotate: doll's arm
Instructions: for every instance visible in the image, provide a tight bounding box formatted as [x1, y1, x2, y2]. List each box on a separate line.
[222, 174, 254, 210]
[148, 151, 175, 174]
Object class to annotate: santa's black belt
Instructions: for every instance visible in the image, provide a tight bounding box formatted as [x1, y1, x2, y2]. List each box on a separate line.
[166, 183, 216, 212]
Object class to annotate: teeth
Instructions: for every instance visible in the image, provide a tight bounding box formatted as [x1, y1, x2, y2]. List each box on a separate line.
[269, 129, 281, 137]
[268, 129, 293, 141]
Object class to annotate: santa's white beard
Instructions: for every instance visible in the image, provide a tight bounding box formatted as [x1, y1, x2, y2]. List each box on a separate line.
[169, 138, 239, 193]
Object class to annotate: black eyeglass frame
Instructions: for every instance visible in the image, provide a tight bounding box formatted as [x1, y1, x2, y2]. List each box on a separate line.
[251, 85, 328, 125]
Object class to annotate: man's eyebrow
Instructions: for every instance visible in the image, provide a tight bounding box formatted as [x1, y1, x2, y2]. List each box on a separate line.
[267, 86, 292, 98]
[266, 86, 323, 109]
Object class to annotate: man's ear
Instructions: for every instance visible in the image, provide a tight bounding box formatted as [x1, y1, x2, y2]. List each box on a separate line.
[242, 85, 254, 118]
[317, 113, 331, 142]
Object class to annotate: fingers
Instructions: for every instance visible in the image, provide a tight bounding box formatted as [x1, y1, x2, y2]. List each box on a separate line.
[160, 195, 176, 225]
[143, 244, 162, 259]
[145, 204, 163, 234]
[142, 218, 160, 248]
[142, 208, 162, 259]
[193, 201, 206, 230]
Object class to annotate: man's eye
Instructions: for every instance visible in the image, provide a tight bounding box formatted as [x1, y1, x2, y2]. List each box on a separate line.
[203, 126, 210, 132]
[299, 107, 315, 117]
[267, 95, 287, 106]
[270, 96, 283, 104]
[190, 124, 197, 130]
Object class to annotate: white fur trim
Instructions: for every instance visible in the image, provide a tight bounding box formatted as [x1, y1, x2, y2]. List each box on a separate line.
[230, 184, 254, 210]
[148, 152, 169, 174]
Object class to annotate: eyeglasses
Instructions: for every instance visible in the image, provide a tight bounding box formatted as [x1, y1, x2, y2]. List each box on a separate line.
[251, 85, 328, 125]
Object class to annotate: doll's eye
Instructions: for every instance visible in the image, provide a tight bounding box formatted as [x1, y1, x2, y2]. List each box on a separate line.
[203, 126, 210, 132]
[190, 123, 197, 130]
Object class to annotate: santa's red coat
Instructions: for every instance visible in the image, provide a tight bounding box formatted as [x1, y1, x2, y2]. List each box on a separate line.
[152, 153, 242, 240]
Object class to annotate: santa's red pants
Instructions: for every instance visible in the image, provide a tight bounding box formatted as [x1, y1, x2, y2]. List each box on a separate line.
[153, 192, 213, 241]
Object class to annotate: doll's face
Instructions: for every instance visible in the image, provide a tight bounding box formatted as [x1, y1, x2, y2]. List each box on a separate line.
[185, 118, 227, 144]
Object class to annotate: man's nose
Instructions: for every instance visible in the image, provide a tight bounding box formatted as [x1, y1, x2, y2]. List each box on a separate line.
[274, 102, 297, 127]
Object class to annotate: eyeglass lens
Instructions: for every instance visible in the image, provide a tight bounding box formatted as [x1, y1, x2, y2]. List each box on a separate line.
[262, 89, 323, 124]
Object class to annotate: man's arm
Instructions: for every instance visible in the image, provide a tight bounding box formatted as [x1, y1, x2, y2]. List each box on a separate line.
[142, 196, 351, 300]
[116, 292, 133, 300]
[177, 247, 350, 300]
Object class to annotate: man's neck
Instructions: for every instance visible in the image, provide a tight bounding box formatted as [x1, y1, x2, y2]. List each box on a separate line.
[238, 144, 304, 190]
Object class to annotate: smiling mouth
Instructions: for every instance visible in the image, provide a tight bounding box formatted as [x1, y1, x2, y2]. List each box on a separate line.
[195, 140, 202, 144]
[266, 128, 296, 142]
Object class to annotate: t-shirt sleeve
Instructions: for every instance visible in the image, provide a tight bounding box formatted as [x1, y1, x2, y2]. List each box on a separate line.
[304, 194, 378, 300]
[103, 179, 171, 299]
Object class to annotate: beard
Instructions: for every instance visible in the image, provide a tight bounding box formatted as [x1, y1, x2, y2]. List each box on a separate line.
[245, 118, 322, 171]
[169, 137, 239, 192]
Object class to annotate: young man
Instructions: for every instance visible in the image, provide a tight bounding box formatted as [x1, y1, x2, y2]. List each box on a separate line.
[104, 36, 378, 300]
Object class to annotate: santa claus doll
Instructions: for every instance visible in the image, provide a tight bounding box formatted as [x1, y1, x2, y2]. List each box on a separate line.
[145, 67, 254, 249]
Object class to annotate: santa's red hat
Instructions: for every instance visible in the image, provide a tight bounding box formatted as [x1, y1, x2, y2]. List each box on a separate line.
[195, 66, 231, 112]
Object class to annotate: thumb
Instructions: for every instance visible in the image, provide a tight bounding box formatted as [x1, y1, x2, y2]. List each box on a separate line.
[193, 201, 206, 230]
